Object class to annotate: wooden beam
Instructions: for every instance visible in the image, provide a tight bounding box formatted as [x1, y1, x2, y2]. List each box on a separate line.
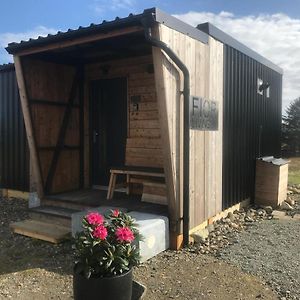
[152, 46, 178, 233]
[16, 26, 144, 56]
[79, 65, 85, 188]
[37, 145, 80, 151]
[44, 69, 80, 193]
[13, 56, 44, 199]
[30, 98, 80, 108]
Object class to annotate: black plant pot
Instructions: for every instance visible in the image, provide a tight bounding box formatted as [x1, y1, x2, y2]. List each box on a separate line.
[73, 269, 133, 300]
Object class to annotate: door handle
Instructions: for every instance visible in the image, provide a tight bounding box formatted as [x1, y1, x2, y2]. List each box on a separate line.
[93, 130, 99, 143]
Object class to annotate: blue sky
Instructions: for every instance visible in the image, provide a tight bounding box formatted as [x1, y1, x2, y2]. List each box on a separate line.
[1, 0, 300, 32]
[1, 0, 300, 110]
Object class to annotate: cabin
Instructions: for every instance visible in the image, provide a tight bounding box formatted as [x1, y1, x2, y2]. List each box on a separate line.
[2, 8, 282, 249]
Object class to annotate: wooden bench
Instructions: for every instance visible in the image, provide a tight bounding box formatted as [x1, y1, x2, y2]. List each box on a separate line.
[107, 166, 165, 200]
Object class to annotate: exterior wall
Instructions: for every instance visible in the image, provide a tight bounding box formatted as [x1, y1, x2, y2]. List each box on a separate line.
[22, 58, 81, 194]
[152, 24, 224, 231]
[84, 55, 163, 185]
[0, 65, 29, 191]
[222, 45, 282, 209]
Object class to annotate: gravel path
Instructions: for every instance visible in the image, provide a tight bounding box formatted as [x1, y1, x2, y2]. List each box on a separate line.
[219, 218, 300, 299]
[134, 250, 276, 300]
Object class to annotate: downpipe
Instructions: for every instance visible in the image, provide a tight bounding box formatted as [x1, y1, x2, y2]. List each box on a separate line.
[143, 25, 191, 247]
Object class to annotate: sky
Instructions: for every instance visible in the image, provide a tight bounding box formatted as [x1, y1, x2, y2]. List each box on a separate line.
[1, 0, 300, 112]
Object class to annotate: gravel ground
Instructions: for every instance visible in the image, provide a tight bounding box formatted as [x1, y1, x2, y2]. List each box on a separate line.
[219, 195, 300, 300]
[134, 250, 276, 300]
[0, 197, 279, 299]
[0, 197, 73, 299]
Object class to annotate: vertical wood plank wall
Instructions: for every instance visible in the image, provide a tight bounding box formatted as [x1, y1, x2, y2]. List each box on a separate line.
[84, 55, 163, 185]
[22, 58, 80, 193]
[152, 24, 223, 231]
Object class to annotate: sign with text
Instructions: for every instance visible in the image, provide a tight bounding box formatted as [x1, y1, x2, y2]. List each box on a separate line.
[189, 96, 218, 131]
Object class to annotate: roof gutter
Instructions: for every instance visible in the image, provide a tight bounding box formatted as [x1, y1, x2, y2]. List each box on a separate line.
[142, 19, 191, 247]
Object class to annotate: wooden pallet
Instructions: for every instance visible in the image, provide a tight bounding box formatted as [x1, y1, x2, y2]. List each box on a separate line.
[10, 219, 71, 244]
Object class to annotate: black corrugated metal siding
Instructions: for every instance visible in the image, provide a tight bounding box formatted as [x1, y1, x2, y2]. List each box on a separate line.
[223, 45, 282, 209]
[0, 65, 29, 191]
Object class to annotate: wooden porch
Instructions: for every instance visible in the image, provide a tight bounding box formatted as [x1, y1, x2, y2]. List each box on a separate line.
[10, 189, 168, 243]
[44, 189, 168, 215]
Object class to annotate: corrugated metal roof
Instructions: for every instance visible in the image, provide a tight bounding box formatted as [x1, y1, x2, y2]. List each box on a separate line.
[5, 8, 208, 55]
[0, 63, 15, 72]
[6, 9, 154, 54]
[4, 7, 282, 74]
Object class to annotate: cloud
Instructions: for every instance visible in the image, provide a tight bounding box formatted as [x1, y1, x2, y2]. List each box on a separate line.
[0, 26, 57, 63]
[174, 11, 300, 112]
[91, 0, 135, 14]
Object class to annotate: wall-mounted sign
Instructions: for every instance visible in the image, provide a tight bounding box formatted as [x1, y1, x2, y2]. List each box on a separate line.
[189, 96, 218, 131]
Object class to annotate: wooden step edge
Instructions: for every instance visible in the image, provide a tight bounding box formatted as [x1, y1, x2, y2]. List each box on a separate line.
[29, 211, 72, 227]
[42, 200, 97, 211]
[41, 200, 93, 211]
[42, 197, 97, 208]
[10, 220, 71, 244]
[29, 207, 73, 219]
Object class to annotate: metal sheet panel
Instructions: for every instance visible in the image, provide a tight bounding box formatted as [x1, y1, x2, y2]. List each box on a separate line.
[0, 66, 29, 191]
[222, 45, 282, 209]
[197, 23, 283, 74]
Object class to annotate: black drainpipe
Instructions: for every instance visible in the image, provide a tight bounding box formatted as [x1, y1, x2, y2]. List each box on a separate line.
[142, 23, 191, 246]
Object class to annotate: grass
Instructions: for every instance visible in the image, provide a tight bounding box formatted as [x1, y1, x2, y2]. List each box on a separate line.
[288, 157, 300, 185]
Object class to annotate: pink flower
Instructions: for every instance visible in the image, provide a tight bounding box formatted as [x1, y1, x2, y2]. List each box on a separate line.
[92, 225, 108, 240]
[112, 209, 120, 217]
[86, 212, 104, 226]
[115, 227, 135, 243]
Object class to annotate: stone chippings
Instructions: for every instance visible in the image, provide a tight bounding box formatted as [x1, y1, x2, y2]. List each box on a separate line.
[218, 218, 300, 300]
[190, 195, 300, 300]
[190, 206, 274, 257]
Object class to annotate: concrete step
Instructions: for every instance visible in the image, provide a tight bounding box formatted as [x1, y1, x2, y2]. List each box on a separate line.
[10, 219, 71, 243]
[29, 205, 79, 227]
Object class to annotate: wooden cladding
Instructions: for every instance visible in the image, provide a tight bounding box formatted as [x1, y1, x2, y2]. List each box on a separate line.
[152, 24, 224, 230]
[22, 58, 81, 193]
[85, 55, 163, 170]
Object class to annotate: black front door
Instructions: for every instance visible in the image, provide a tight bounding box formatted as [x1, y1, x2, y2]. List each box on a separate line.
[90, 78, 127, 186]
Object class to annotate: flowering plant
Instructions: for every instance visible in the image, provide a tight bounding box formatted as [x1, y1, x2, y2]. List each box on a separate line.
[74, 210, 141, 279]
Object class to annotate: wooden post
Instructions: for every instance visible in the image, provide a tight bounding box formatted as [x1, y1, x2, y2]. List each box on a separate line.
[152, 46, 179, 234]
[14, 56, 44, 199]
[79, 65, 85, 189]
